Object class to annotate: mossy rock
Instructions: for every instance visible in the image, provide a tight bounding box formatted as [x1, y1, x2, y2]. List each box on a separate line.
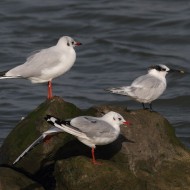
[0, 167, 44, 190]
[145, 159, 190, 190]
[0, 97, 83, 173]
[0, 97, 190, 190]
[54, 156, 146, 190]
[113, 109, 188, 172]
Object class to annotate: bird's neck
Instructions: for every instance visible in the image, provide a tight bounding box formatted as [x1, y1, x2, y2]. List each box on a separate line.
[112, 124, 121, 132]
[101, 116, 121, 132]
[149, 70, 167, 80]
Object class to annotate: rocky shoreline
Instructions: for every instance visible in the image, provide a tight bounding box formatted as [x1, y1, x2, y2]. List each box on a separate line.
[0, 96, 190, 190]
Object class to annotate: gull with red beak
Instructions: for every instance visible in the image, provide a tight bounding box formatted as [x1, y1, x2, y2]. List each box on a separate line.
[45, 111, 129, 164]
[0, 36, 82, 99]
[13, 111, 129, 165]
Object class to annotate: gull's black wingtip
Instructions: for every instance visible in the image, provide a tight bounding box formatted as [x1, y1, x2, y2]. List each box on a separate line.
[0, 70, 8, 77]
[44, 114, 52, 121]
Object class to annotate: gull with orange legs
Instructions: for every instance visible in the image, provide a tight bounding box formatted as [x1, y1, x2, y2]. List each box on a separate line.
[0, 36, 82, 99]
[13, 111, 129, 165]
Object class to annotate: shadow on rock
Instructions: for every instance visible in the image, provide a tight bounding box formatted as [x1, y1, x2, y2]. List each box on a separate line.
[49, 134, 135, 162]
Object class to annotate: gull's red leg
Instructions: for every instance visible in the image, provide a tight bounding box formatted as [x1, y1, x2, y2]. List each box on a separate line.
[43, 134, 53, 143]
[91, 147, 102, 165]
[47, 81, 53, 99]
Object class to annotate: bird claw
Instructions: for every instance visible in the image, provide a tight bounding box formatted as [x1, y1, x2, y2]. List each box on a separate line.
[92, 160, 103, 165]
[47, 96, 54, 100]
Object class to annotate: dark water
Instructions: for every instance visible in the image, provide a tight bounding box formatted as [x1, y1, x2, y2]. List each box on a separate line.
[0, 0, 190, 148]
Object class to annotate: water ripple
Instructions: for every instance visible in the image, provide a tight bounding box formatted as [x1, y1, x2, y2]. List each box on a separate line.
[0, 0, 190, 148]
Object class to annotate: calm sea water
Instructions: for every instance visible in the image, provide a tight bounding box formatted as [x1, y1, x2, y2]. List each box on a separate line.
[0, 0, 189, 148]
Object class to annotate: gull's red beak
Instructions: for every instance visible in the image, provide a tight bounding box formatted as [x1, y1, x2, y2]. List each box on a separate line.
[123, 121, 131, 126]
[75, 42, 82, 46]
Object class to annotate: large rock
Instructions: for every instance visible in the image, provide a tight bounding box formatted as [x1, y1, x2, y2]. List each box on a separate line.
[0, 97, 190, 190]
[0, 167, 44, 190]
[0, 97, 82, 172]
[54, 156, 146, 190]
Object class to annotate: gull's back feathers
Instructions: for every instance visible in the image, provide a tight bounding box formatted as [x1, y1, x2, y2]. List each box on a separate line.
[106, 73, 166, 103]
[45, 115, 90, 140]
[0, 36, 78, 83]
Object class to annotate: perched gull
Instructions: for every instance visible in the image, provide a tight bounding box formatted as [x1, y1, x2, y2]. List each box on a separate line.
[0, 36, 82, 99]
[106, 64, 184, 110]
[45, 112, 129, 164]
[13, 111, 129, 165]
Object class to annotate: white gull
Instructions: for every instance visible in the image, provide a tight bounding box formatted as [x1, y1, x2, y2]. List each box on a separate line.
[106, 64, 184, 111]
[13, 111, 129, 165]
[0, 36, 82, 99]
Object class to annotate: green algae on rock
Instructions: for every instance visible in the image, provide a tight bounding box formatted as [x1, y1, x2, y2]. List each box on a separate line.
[0, 97, 190, 190]
[0, 97, 82, 173]
[54, 156, 146, 190]
[0, 167, 45, 190]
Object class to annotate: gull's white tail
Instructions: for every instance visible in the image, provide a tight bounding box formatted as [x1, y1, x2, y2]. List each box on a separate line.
[13, 127, 63, 165]
[0, 70, 21, 79]
[13, 136, 43, 165]
[105, 87, 132, 96]
[0, 76, 21, 79]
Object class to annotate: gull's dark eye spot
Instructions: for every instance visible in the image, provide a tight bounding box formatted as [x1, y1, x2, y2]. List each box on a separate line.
[67, 42, 70, 46]
[72, 41, 74, 44]
[149, 65, 162, 71]
[155, 66, 162, 71]
[113, 117, 116, 121]
[118, 118, 122, 121]
[151, 65, 166, 72]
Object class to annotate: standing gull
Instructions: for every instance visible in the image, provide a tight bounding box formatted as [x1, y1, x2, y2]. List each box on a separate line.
[106, 64, 184, 110]
[13, 111, 129, 165]
[45, 111, 129, 164]
[0, 36, 82, 99]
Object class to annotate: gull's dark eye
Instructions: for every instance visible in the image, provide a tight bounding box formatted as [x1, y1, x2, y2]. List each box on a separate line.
[118, 118, 122, 121]
[156, 66, 162, 71]
[161, 68, 166, 71]
[72, 41, 74, 44]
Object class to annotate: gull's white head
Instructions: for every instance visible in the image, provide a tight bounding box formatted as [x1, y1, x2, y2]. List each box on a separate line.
[148, 64, 184, 78]
[148, 64, 170, 78]
[57, 36, 82, 48]
[102, 111, 127, 126]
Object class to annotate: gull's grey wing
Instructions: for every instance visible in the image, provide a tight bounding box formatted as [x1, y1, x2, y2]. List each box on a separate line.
[131, 74, 163, 88]
[45, 115, 89, 140]
[107, 74, 166, 102]
[105, 74, 161, 96]
[6, 47, 63, 78]
[129, 74, 166, 102]
[70, 116, 117, 139]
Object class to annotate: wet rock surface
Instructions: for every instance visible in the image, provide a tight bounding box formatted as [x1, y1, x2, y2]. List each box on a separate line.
[0, 97, 190, 190]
